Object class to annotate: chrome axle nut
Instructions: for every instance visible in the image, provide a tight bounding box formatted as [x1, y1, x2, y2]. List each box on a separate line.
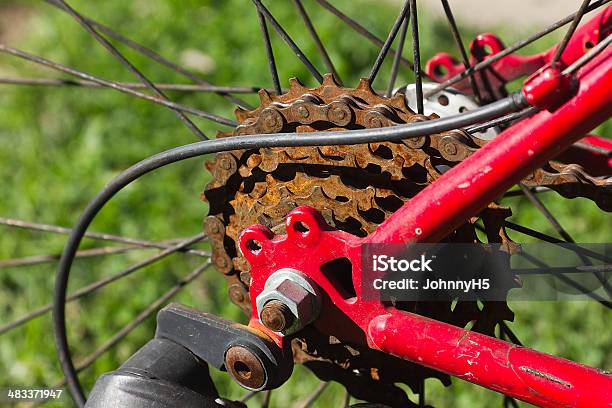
[255, 268, 321, 336]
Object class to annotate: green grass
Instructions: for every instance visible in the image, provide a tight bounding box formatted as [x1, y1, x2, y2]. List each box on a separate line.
[0, 1, 609, 407]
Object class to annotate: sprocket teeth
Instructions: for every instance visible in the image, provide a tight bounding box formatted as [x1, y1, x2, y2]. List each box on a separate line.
[258, 89, 273, 105]
[234, 108, 249, 122]
[288, 77, 307, 92]
[357, 77, 375, 93]
[390, 92, 412, 112]
[322, 72, 340, 87]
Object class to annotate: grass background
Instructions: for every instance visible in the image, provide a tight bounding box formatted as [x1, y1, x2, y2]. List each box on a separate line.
[0, 0, 609, 406]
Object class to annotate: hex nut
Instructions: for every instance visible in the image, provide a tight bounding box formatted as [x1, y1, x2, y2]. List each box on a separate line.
[255, 269, 321, 335]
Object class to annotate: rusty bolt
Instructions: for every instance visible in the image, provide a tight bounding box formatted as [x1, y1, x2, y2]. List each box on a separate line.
[260, 108, 283, 133]
[330, 106, 346, 120]
[240, 270, 252, 286]
[204, 216, 222, 235]
[261, 300, 295, 332]
[444, 141, 458, 156]
[327, 102, 351, 126]
[225, 345, 266, 390]
[219, 155, 233, 171]
[255, 268, 321, 335]
[214, 254, 229, 269]
[405, 136, 427, 149]
[297, 106, 310, 118]
[228, 283, 247, 304]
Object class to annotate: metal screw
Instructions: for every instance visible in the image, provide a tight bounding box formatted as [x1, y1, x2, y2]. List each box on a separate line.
[240, 271, 252, 286]
[297, 106, 309, 118]
[214, 255, 228, 269]
[330, 106, 346, 121]
[225, 345, 266, 390]
[228, 284, 246, 304]
[219, 156, 232, 171]
[261, 109, 283, 132]
[444, 142, 458, 156]
[205, 216, 222, 235]
[261, 300, 295, 332]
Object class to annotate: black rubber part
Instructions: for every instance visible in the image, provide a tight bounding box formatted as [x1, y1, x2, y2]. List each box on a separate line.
[85, 338, 220, 408]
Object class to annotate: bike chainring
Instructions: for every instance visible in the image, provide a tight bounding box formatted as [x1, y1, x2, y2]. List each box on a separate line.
[202, 74, 609, 406]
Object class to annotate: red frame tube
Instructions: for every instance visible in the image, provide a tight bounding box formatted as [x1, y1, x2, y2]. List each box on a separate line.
[368, 311, 612, 408]
[367, 45, 611, 245]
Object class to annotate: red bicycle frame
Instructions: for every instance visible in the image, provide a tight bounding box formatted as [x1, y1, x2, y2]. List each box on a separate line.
[240, 8, 612, 408]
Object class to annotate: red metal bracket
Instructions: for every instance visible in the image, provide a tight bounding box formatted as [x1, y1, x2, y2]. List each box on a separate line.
[425, 6, 612, 100]
[241, 206, 612, 407]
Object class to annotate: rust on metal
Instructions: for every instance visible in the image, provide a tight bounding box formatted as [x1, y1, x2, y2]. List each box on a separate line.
[261, 300, 294, 332]
[225, 345, 266, 389]
[518, 366, 573, 388]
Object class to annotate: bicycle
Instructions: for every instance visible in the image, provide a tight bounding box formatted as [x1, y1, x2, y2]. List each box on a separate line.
[0, 1, 610, 407]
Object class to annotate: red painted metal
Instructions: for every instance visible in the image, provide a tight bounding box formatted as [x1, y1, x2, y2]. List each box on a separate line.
[522, 66, 575, 110]
[368, 312, 612, 408]
[241, 205, 612, 407]
[426, 6, 612, 97]
[242, 10, 612, 408]
[368, 44, 611, 245]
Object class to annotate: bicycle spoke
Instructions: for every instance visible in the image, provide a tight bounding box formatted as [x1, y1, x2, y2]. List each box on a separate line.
[424, 0, 610, 97]
[519, 252, 612, 308]
[0, 45, 236, 127]
[257, 10, 282, 95]
[504, 395, 520, 408]
[0, 77, 268, 93]
[386, 17, 409, 97]
[251, 0, 324, 84]
[0, 234, 206, 335]
[518, 185, 575, 243]
[502, 186, 551, 198]
[297, 381, 329, 408]
[513, 264, 612, 275]
[261, 390, 272, 408]
[53, 0, 208, 140]
[408, 0, 423, 114]
[239, 390, 258, 403]
[466, 107, 537, 134]
[315, 0, 418, 72]
[499, 321, 523, 346]
[293, 0, 343, 85]
[440, 0, 481, 103]
[44, 0, 253, 110]
[45, 261, 211, 390]
[552, 0, 592, 66]
[0, 217, 209, 257]
[573, 140, 612, 155]
[518, 184, 612, 296]
[499, 323, 521, 408]
[0, 245, 143, 269]
[505, 221, 612, 264]
[368, 1, 410, 84]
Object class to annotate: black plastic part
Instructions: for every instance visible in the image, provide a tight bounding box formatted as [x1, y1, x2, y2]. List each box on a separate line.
[85, 338, 220, 408]
[155, 303, 293, 390]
